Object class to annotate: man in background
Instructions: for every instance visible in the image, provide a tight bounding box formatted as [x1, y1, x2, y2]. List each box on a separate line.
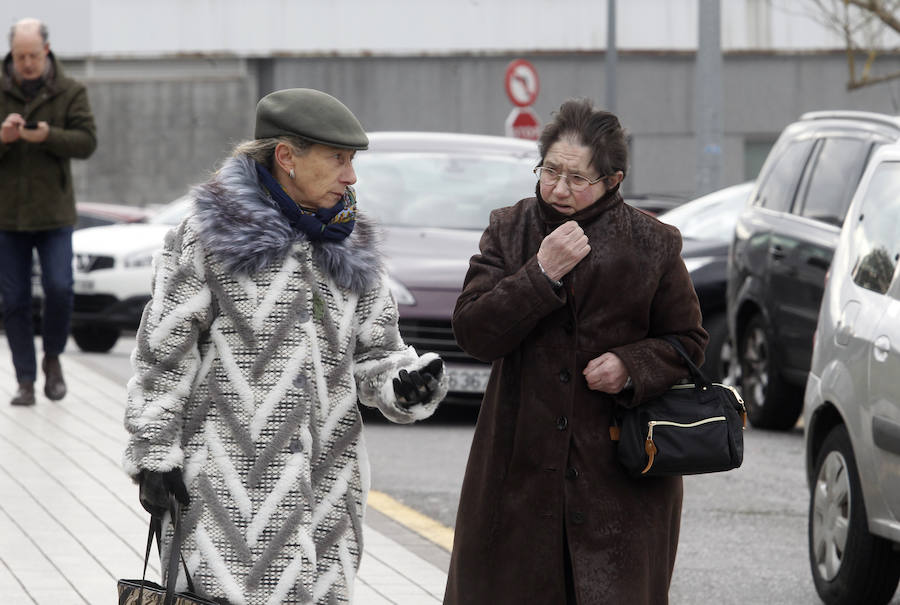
[0, 18, 96, 406]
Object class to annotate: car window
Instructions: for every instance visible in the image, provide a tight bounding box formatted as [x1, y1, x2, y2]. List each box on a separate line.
[797, 138, 872, 226]
[753, 138, 814, 213]
[849, 160, 900, 295]
[354, 152, 537, 229]
[659, 183, 751, 242]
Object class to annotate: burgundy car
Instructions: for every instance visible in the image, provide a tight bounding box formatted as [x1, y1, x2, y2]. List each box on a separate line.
[355, 132, 539, 404]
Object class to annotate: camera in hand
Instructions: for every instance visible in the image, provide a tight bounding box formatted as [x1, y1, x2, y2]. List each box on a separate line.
[24, 121, 38, 129]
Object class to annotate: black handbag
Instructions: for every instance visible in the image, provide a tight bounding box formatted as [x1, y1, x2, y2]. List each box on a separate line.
[610, 336, 747, 477]
[117, 497, 218, 605]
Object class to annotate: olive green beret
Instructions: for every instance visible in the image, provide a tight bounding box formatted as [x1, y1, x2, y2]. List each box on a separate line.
[254, 88, 369, 150]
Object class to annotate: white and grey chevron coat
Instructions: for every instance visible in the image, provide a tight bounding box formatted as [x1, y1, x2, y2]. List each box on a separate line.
[123, 155, 447, 605]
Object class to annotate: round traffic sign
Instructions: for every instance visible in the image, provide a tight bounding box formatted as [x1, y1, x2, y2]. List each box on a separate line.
[504, 59, 540, 108]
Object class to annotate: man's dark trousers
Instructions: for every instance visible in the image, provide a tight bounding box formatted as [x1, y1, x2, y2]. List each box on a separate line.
[0, 227, 73, 383]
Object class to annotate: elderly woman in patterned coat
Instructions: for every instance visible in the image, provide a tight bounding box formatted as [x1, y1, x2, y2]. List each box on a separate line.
[123, 88, 447, 605]
[443, 99, 707, 604]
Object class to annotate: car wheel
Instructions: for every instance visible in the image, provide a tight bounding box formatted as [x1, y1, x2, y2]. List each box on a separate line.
[738, 313, 802, 430]
[809, 425, 900, 605]
[72, 325, 120, 353]
[700, 313, 733, 384]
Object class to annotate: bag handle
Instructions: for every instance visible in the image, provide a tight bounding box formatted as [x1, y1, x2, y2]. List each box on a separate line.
[164, 495, 199, 604]
[660, 335, 712, 387]
[136, 496, 199, 605]
[609, 335, 709, 443]
[136, 517, 157, 603]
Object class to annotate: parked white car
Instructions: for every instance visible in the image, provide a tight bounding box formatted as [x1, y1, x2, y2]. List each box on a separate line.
[803, 142, 900, 604]
[68, 197, 191, 351]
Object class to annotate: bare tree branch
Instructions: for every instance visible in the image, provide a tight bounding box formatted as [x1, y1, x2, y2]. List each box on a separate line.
[848, 69, 900, 89]
[844, 0, 900, 34]
[804, 0, 900, 89]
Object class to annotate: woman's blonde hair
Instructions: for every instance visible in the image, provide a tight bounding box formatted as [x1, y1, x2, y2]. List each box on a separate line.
[232, 135, 313, 170]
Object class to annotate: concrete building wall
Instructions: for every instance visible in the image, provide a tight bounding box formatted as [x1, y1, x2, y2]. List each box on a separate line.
[64, 50, 898, 206]
[67, 60, 257, 206]
[268, 51, 900, 199]
[9, 0, 900, 205]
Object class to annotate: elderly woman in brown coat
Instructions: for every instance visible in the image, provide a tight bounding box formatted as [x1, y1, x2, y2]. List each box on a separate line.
[443, 99, 708, 605]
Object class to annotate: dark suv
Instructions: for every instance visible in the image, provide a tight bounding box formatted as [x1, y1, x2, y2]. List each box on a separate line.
[726, 110, 900, 430]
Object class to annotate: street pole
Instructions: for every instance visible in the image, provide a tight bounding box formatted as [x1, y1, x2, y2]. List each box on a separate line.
[605, 0, 617, 113]
[695, 0, 723, 196]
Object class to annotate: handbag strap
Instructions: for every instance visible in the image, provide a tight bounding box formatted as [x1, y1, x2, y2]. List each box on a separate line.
[164, 497, 182, 604]
[608, 335, 710, 442]
[163, 495, 200, 604]
[135, 495, 199, 605]
[136, 516, 158, 603]
[660, 335, 712, 387]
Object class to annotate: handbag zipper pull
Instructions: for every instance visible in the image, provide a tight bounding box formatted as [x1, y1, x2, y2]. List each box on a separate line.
[642, 422, 658, 474]
[721, 384, 748, 428]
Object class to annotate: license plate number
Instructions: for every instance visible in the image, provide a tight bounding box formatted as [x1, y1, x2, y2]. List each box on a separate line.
[446, 365, 491, 393]
[74, 278, 94, 293]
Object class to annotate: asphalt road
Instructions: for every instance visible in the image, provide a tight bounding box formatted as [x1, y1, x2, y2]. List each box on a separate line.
[68, 334, 900, 605]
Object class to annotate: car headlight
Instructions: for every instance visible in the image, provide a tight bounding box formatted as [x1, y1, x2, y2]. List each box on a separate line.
[387, 276, 416, 306]
[682, 256, 717, 274]
[123, 249, 156, 268]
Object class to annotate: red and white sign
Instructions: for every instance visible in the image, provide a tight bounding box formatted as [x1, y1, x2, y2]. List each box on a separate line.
[504, 59, 540, 108]
[505, 106, 541, 140]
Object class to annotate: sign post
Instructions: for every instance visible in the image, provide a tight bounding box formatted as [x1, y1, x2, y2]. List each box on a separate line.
[504, 59, 540, 140]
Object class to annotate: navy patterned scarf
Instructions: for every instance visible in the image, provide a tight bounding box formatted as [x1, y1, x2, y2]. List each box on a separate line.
[255, 162, 356, 242]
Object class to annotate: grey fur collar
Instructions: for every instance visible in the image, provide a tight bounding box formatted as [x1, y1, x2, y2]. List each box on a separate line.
[191, 155, 382, 294]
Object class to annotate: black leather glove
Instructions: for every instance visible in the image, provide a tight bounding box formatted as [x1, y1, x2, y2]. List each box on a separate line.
[139, 468, 190, 517]
[393, 358, 443, 408]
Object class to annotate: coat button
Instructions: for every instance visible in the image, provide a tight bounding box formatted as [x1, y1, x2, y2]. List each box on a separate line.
[556, 416, 568, 430]
[559, 369, 570, 383]
[571, 511, 585, 525]
[565, 467, 579, 480]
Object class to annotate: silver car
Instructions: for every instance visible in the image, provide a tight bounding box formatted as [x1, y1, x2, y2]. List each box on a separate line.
[66, 132, 540, 408]
[803, 142, 900, 604]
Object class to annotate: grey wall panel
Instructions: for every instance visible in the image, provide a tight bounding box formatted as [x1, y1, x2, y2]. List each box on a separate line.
[723, 53, 900, 134]
[629, 134, 696, 197]
[63, 51, 900, 207]
[72, 77, 257, 207]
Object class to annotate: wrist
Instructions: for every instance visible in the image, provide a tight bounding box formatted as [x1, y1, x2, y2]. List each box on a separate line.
[537, 258, 563, 289]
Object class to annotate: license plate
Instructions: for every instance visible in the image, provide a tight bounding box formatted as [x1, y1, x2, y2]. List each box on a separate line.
[74, 278, 94, 293]
[446, 364, 492, 393]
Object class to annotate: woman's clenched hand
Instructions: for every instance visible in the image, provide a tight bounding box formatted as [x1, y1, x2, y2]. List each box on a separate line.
[536, 221, 590, 282]
[583, 352, 629, 393]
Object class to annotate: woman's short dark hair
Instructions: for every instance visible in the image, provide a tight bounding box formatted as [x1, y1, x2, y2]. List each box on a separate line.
[538, 98, 628, 179]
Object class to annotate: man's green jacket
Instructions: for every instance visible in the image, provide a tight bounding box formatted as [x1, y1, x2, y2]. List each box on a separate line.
[0, 51, 97, 231]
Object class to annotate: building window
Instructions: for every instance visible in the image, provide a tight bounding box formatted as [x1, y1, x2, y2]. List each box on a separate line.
[744, 139, 776, 181]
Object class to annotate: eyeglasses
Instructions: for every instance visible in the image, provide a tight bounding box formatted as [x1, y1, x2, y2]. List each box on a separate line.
[533, 166, 607, 193]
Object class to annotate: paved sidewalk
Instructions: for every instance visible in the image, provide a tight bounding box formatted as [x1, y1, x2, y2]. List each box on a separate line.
[0, 343, 447, 604]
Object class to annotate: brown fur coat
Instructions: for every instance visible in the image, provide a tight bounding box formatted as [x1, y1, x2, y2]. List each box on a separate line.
[444, 191, 707, 605]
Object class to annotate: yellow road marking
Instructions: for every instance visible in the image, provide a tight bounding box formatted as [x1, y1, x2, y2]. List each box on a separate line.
[367, 490, 455, 552]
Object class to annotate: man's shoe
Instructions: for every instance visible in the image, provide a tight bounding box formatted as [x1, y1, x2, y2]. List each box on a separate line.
[11, 382, 35, 406]
[42, 356, 67, 401]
